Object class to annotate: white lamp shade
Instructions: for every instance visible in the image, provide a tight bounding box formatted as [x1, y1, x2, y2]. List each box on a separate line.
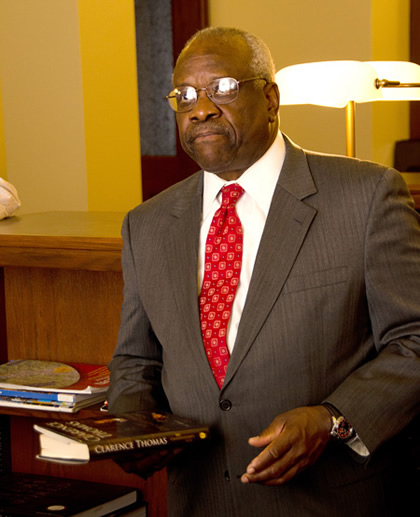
[367, 61, 420, 101]
[276, 60, 381, 108]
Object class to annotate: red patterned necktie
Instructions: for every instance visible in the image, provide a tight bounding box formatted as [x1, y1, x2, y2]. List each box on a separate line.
[199, 183, 245, 388]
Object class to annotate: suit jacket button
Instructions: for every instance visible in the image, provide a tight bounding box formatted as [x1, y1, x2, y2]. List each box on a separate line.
[219, 399, 232, 411]
[224, 470, 231, 481]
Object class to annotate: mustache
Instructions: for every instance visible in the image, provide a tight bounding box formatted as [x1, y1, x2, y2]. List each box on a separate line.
[185, 122, 233, 144]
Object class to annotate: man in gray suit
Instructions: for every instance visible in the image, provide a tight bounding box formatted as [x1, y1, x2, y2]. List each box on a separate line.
[108, 27, 420, 516]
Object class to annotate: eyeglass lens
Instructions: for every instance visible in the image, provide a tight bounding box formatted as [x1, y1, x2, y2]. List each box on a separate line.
[167, 77, 240, 113]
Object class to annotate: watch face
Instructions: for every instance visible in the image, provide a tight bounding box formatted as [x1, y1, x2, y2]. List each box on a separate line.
[336, 416, 353, 440]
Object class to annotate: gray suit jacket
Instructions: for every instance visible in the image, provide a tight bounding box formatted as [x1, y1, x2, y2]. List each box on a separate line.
[108, 136, 420, 517]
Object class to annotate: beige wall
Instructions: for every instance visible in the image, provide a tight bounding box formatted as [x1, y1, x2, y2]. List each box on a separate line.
[210, 0, 410, 165]
[0, 78, 6, 180]
[0, 0, 142, 215]
[0, 1, 88, 213]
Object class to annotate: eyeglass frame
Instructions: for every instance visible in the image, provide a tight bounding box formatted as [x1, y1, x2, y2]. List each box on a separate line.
[166, 76, 269, 113]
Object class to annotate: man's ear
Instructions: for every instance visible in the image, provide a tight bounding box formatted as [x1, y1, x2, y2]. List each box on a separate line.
[264, 82, 280, 123]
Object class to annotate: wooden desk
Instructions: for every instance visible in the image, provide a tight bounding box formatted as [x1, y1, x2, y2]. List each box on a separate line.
[0, 211, 167, 517]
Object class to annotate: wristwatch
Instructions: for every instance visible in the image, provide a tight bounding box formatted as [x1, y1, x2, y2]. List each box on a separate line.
[322, 403, 354, 442]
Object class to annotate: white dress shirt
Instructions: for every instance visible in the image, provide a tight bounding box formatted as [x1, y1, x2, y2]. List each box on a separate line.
[198, 132, 286, 353]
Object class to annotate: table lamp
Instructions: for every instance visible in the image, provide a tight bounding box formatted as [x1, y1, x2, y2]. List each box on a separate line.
[276, 60, 420, 157]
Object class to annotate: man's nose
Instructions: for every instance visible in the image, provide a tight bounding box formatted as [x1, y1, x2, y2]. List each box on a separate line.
[189, 90, 221, 121]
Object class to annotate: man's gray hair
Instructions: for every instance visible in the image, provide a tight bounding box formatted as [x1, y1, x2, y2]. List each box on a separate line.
[177, 27, 276, 82]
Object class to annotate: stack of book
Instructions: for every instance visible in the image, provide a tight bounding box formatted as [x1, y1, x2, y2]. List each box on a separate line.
[0, 472, 147, 516]
[0, 359, 109, 413]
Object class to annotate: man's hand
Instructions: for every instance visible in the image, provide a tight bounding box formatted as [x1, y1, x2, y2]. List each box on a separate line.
[114, 448, 183, 479]
[241, 405, 331, 486]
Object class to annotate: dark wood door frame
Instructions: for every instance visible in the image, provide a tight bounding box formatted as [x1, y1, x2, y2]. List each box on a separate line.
[141, 0, 208, 200]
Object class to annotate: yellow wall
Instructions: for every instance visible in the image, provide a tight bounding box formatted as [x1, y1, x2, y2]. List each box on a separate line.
[0, 0, 141, 215]
[371, 0, 410, 166]
[78, 0, 142, 211]
[210, 0, 410, 166]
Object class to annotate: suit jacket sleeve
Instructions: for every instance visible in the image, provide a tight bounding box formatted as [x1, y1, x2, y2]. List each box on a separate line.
[107, 211, 170, 414]
[325, 167, 420, 454]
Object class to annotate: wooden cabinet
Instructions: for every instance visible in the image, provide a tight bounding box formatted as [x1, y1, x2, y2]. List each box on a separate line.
[0, 211, 167, 517]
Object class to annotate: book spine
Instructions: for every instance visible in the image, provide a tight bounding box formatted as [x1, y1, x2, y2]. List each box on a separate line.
[0, 389, 76, 403]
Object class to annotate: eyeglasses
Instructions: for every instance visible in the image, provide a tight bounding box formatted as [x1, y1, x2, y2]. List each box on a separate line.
[166, 76, 268, 113]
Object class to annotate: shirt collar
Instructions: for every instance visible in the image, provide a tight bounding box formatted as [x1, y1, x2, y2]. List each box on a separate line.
[202, 131, 286, 219]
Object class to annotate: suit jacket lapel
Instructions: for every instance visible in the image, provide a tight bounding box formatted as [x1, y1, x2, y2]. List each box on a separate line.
[164, 173, 217, 381]
[224, 137, 318, 387]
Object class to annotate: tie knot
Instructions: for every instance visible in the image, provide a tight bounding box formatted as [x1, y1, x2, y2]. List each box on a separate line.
[221, 183, 245, 208]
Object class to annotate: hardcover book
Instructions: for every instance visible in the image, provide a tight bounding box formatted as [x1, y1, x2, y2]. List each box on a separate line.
[0, 387, 104, 403]
[34, 411, 210, 464]
[0, 472, 141, 516]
